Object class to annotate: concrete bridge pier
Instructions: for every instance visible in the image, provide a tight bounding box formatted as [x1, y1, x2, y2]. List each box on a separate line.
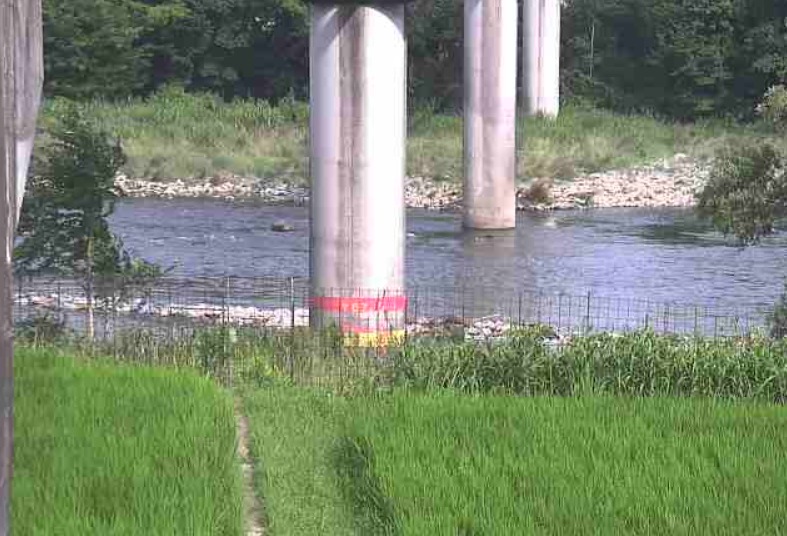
[309, 1, 407, 346]
[463, 0, 518, 230]
[1, 1, 44, 533]
[523, 0, 561, 117]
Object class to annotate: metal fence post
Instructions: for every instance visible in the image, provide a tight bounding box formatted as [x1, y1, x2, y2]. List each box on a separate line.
[223, 276, 230, 385]
[289, 276, 295, 382]
[518, 291, 523, 327]
[585, 291, 591, 334]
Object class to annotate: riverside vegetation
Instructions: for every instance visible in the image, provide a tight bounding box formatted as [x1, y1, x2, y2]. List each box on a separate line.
[35, 90, 782, 210]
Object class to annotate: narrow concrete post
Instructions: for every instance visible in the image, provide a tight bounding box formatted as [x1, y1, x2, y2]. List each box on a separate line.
[522, 0, 561, 117]
[463, 0, 518, 230]
[309, 2, 407, 346]
[0, 1, 44, 534]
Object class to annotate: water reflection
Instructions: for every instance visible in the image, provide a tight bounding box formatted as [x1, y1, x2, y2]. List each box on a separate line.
[456, 229, 520, 318]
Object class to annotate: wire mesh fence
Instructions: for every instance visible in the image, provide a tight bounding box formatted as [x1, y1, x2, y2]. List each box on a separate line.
[12, 275, 772, 387]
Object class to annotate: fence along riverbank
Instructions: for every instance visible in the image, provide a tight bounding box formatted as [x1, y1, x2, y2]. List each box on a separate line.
[14, 275, 766, 342]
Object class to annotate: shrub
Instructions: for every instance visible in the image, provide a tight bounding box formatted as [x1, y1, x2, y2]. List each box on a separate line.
[521, 178, 553, 204]
[769, 283, 787, 339]
[15, 314, 68, 345]
[756, 85, 787, 130]
[697, 141, 787, 243]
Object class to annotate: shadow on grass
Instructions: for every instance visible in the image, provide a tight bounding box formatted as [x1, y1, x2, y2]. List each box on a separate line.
[334, 434, 400, 536]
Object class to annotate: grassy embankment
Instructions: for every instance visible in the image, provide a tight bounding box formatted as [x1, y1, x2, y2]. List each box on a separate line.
[238, 330, 787, 535]
[13, 348, 243, 535]
[38, 89, 773, 184]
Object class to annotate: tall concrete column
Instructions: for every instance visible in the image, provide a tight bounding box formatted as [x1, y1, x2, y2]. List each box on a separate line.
[463, 0, 518, 230]
[13, 0, 42, 218]
[522, 0, 561, 117]
[309, 2, 407, 346]
[0, 1, 44, 534]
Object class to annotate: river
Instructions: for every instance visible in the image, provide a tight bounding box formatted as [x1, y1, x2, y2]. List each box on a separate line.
[109, 198, 787, 319]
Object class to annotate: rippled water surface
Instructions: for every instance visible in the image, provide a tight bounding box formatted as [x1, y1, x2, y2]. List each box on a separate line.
[110, 198, 787, 316]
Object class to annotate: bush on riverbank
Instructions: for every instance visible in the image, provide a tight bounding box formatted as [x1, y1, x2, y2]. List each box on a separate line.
[37, 90, 771, 185]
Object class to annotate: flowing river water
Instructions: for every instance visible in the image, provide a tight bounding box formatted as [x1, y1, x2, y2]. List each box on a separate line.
[109, 198, 787, 320]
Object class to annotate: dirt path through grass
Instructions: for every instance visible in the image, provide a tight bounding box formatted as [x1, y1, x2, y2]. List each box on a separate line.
[235, 398, 266, 536]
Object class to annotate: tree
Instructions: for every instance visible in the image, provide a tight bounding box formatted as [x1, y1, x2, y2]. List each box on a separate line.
[697, 141, 787, 337]
[697, 142, 787, 244]
[42, 0, 188, 99]
[15, 102, 160, 339]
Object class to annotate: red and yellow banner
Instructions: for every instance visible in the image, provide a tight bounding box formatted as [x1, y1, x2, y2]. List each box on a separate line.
[311, 294, 407, 347]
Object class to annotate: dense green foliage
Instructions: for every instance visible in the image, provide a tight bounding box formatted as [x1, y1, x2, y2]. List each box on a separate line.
[42, 0, 787, 118]
[242, 387, 787, 535]
[697, 141, 787, 244]
[13, 348, 242, 534]
[43, 0, 308, 101]
[16, 104, 128, 277]
[563, 0, 787, 118]
[695, 139, 787, 337]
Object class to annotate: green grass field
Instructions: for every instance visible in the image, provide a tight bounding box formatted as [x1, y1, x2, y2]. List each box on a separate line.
[13, 349, 243, 535]
[38, 89, 774, 184]
[243, 387, 787, 535]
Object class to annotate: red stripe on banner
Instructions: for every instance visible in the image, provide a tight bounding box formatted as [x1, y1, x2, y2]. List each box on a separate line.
[310, 295, 408, 314]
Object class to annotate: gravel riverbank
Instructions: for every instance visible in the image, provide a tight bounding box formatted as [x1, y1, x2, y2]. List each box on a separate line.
[116, 154, 711, 211]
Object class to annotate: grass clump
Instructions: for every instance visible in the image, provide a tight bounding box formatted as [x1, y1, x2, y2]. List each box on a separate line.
[13, 348, 243, 535]
[393, 330, 787, 401]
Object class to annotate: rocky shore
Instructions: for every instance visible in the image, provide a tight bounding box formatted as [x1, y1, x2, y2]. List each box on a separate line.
[116, 154, 711, 211]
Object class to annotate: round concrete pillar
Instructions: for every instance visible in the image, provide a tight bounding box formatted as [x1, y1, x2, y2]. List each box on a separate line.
[523, 0, 560, 117]
[309, 2, 407, 346]
[1, 2, 44, 533]
[463, 0, 518, 230]
[13, 0, 43, 216]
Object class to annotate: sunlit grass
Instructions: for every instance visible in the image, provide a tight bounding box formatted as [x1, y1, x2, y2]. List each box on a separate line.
[13, 348, 243, 535]
[242, 386, 787, 535]
[37, 89, 775, 184]
[346, 393, 787, 535]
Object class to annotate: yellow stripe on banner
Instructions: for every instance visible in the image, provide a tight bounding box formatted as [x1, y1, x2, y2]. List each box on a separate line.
[344, 330, 406, 348]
